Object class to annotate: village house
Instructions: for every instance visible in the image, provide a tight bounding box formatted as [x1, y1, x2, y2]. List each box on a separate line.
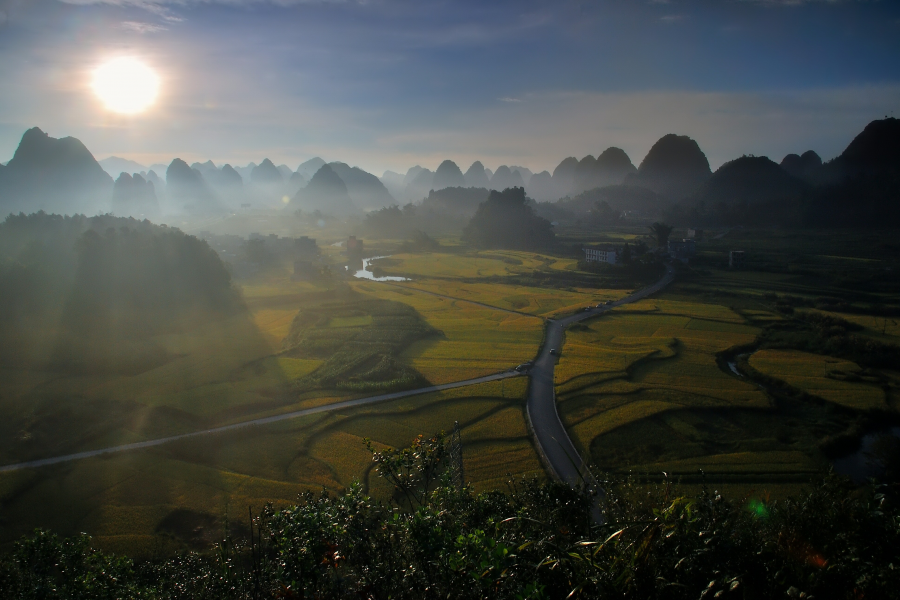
[583, 247, 618, 265]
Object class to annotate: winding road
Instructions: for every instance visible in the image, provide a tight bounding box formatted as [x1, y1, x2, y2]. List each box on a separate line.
[525, 264, 676, 485]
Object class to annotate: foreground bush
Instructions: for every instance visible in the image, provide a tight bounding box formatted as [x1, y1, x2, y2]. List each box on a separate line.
[1, 437, 898, 599]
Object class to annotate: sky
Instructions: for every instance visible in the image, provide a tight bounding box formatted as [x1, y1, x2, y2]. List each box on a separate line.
[1, 0, 899, 176]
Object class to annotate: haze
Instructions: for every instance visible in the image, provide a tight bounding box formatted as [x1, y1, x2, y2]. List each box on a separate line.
[1, 0, 899, 174]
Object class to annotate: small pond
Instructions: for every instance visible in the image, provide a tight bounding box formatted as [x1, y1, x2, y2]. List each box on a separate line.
[350, 256, 409, 282]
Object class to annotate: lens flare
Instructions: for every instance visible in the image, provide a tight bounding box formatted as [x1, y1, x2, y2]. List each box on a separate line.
[92, 57, 160, 115]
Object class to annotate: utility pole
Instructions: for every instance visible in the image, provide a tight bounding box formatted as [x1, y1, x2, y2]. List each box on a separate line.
[448, 421, 464, 491]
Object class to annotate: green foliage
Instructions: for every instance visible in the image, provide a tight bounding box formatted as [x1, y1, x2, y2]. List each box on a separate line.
[463, 187, 556, 250]
[366, 432, 449, 507]
[0, 530, 144, 599]
[591, 200, 621, 226]
[648, 221, 673, 248]
[2, 469, 898, 599]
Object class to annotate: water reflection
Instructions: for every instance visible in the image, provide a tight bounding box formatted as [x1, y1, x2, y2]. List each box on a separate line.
[351, 256, 409, 282]
[833, 427, 900, 483]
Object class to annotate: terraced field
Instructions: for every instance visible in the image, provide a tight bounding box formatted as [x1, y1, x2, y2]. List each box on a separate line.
[748, 349, 887, 411]
[0, 378, 539, 555]
[350, 280, 544, 383]
[393, 279, 621, 317]
[370, 251, 549, 279]
[553, 298, 809, 487]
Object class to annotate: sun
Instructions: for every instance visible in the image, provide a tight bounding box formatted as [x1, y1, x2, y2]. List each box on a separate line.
[91, 57, 160, 115]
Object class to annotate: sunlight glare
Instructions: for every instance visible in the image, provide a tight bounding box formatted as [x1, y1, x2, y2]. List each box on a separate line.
[91, 57, 160, 115]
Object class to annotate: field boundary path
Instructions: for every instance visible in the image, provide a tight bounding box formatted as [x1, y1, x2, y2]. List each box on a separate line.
[526, 264, 676, 486]
[0, 371, 523, 473]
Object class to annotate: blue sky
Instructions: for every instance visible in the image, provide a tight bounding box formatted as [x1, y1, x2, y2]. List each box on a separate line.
[1, 0, 899, 175]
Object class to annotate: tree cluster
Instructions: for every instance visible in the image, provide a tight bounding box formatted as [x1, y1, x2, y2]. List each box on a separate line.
[463, 187, 555, 250]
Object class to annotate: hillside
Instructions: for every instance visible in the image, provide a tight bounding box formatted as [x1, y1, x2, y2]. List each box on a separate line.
[165, 158, 223, 214]
[421, 186, 490, 218]
[291, 163, 356, 214]
[562, 184, 666, 218]
[432, 159, 466, 189]
[328, 161, 396, 209]
[629, 133, 711, 199]
[572, 147, 637, 193]
[0, 127, 113, 215]
[0, 212, 241, 373]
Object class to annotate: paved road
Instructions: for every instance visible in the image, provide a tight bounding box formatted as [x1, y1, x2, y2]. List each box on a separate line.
[525, 265, 676, 486]
[0, 370, 523, 473]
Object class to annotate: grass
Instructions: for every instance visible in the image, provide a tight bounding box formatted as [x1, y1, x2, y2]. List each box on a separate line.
[748, 349, 887, 411]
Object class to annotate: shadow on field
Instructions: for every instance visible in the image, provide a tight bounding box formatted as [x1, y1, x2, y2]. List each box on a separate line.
[0, 216, 293, 553]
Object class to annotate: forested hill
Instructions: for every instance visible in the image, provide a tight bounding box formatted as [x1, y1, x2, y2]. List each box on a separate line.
[0, 212, 242, 373]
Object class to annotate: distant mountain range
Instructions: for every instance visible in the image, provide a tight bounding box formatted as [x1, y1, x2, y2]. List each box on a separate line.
[2, 118, 898, 225]
[99, 156, 147, 178]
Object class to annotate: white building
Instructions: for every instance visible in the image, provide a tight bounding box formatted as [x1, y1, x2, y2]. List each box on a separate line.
[583, 247, 618, 265]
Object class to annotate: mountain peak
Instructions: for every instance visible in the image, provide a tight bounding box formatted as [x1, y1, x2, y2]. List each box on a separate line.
[632, 133, 711, 199]
[1, 127, 113, 215]
[464, 161, 490, 188]
[433, 160, 466, 190]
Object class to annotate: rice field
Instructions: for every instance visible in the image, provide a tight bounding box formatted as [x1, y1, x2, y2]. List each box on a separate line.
[349, 280, 544, 383]
[370, 252, 545, 279]
[0, 378, 540, 555]
[555, 298, 771, 475]
[391, 279, 622, 317]
[748, 349, 887, 411]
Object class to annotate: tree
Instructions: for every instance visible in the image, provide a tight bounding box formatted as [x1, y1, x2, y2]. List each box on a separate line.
[648, 222, 674, 248]
[591, 200, 621, 226]
[463, 187, 555, 249]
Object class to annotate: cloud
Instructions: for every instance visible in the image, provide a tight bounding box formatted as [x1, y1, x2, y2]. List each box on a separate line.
[659, 14, 685, 22]
[120, 20, 167, 33]
[59, 0, 183, 21]
[498, 97, 521, 103]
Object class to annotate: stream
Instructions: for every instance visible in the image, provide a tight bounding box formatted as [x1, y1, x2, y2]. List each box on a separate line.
[722, 350, 898, 483]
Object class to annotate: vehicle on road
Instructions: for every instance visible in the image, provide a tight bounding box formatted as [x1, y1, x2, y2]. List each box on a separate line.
[549, 348, 558, 356]
[515, 362, 533, 372]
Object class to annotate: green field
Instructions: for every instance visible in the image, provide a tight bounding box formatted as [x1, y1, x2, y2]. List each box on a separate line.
[550, 227, 900, 496]
[350, 280, 545, 383]
[748, 349, 887, 411]
[3, 224, 899, 555]
[0, 377, 540, 555]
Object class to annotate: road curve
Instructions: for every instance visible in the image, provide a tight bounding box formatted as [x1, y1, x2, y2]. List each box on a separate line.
[525, 265, 676, 486]
[0, 370, 523, 473]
